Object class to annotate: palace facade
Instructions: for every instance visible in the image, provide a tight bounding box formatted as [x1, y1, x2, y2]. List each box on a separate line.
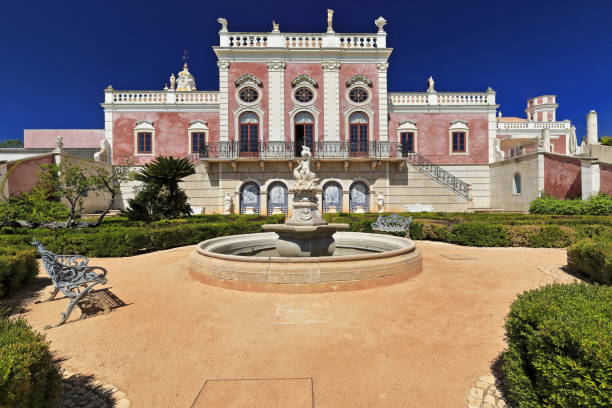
[16, 13, 610, 214]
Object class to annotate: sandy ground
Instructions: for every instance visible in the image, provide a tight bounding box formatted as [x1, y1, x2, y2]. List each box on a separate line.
[19, 242, 573, 408]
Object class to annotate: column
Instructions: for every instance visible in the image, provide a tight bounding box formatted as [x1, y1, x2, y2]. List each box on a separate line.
[218, 60, 231, 142]
[267, 61, 286, 142]
[377, 63, 389, 142]
[322, 61, 341, 141]
[103, 86, 114, 164]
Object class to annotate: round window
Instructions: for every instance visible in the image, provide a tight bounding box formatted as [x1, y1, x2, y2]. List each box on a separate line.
[239, 87, 259, 103]
[348, 87, 369, 103]
[294, 87, 314, 103]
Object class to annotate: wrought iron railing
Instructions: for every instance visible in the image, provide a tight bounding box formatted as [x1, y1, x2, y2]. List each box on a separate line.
[192, 141, 470, 199]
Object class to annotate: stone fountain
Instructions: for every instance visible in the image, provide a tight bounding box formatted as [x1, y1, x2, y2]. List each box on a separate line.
[188, 146, 423, 293]
[262, 146, 348, 257]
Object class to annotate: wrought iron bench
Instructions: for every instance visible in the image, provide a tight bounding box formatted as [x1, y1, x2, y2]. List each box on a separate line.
[371, 214, 413, 238]
[32, 240, 109, 329]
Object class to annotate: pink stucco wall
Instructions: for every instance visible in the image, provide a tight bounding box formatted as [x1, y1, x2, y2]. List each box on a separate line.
[284, 63, 324, 142]
[227, 62, 268, 143]
[388, 112, 490, 164]
[112, 112, 220, 164]
[543, 154, 581, 198]
[24, 129, 103, 149]
[550, 134, 566, 154]
[339, 64, 379, 142]
[7, 155, 55, 196]
[600, 163, 612, 194]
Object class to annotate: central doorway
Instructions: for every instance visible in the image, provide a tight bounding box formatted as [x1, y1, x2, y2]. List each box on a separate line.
[294, 112, 314, 157]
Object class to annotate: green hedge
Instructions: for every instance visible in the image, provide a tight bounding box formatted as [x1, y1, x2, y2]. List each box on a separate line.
[448, 222, 509, 246]
[529, 194, 612, 215]
[0, 318, 62, 407]
[567, 238, 612, 284]
[501, 283, 612, 407]
[0, 246, 38, 299]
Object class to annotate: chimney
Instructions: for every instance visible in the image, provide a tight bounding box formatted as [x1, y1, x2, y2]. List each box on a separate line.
[586, 110, 599, 145]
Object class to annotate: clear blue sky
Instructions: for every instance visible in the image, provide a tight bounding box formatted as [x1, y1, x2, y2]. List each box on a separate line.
[1, 0, 610, 143]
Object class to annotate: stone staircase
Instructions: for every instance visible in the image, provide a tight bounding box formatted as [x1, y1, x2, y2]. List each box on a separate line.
[403, 153, 471, 199]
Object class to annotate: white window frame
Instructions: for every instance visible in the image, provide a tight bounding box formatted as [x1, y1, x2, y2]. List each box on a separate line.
[134, 120, 155, 156]
[188, 120, 209, 154]
[397, 121, 418, 153]
[448, 120, 469, 155]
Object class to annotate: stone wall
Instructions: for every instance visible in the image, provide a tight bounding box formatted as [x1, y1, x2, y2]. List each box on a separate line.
[490, 153, 541, 212]
[543, 154, 581, 199]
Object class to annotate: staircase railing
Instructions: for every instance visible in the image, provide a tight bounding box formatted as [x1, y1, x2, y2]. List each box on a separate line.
[403, 152, 471, 199]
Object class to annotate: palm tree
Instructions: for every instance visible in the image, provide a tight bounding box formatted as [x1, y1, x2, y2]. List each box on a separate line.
[124, 157, 195, 221]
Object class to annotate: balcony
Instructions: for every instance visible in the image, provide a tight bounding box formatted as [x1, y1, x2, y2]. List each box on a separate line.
[192, 141, 413, 160]
[389, 92, 496, 106]
[103, 89, 219, 105]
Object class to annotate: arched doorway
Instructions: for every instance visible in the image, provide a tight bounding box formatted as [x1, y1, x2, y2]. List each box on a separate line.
[349, 181, 369, 212]
[294, 111, 314, 157]
[267, 182, 288, 215]
[239, 112, 259, 157]
[349, 112, 369, 157]
[240, 182, 260, 214]
[322, 182, 342, 213]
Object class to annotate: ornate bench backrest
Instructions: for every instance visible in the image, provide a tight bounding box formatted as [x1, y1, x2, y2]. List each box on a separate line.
[371, 214, 412, 232]
[32, 240, 100, 293]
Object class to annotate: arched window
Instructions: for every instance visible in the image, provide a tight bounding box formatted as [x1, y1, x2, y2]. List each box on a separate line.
[349, 112, 369, 157]
[349, 181, 369, 213]
[239, 112, 259, 157]
[322, 182, 343, 213]
[267, 182, 288, 215]
[513, 173, 522, 194]
[240, 182, 260, 214]
[294, 112, 314, 157]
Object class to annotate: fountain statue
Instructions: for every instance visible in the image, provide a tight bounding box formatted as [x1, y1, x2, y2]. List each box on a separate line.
[263, 146, 348, 257]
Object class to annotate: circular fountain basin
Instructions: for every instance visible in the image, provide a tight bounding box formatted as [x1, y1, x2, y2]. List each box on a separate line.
[188, 231, 422, 293]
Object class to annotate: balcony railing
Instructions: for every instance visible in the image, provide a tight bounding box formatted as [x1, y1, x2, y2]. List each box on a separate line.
[104, 90, 219, 105]
[496, 121, 570, 130]
[389, 92, 496, 106]
[220, 32, 386, 49]
[192, 141, 470, 199]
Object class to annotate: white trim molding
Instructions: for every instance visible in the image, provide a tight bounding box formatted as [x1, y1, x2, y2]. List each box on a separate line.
[397, 120, 418, 153]
[267, 60, 286, 142]
[322, 61, 341, 142]
[449, 120, 470, 156]
[187, 120, 209, 154]
[133, 120, 155, 156]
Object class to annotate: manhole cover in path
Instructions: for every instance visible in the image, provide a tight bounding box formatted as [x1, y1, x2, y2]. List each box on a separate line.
[191, 378, 314, 408]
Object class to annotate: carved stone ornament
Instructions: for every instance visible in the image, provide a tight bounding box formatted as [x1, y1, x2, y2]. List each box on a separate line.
[299, 208, 313, 221]
[374, 16, 387, 33]
[94, 139, 109, 162]
[327, 9, 334, 33]
[321, 61, 341, 72]
[217, 60, 231, 70]
[291, 74, 318, 88]
[234, 74, 264, 88]
[345, 74, 372, 88]
[292, 146, 319, 190]
[266, 61, 286, 71]
[217, 17, 228, 32]
[377, 63, 389, 72]
[272, 21, 280, 32]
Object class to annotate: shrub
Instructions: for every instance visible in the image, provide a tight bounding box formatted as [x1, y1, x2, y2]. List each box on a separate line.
[502, 283, 612, 408]
[567, 238, 612, 284]
[527, 225, 573, 248]
[0, 188, 69, 226]
[529, 193, 612, 216]
[0, 318, 62, 407]
[0, 246, 38, 299]
[601, 136, 612, 147]
[448, 221, 509, 247]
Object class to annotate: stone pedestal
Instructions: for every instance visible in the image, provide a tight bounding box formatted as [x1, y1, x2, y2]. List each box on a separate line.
[263, 188, 348, 257]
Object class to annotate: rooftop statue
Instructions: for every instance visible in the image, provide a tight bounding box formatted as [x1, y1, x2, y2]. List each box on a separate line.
[327, 9, 334, 33]
[272, 21, 280, 32]
[217, 17, 228, 32]
[427, 76, 436, 93]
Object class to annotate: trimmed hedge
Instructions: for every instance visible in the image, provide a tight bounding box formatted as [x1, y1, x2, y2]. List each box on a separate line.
[0, 246, 38, 299]
[323, 213, 609, 248]
[501, 283, 612, 407]
[567, 238, 612, 284]
[0, 318, 62, 407]
[529, 193, 612, 215]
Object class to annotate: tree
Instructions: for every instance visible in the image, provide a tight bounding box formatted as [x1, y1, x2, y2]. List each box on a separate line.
[123, 157, 195, 222]
[89, 164, 134, 227]
[0, 139, 23, 148]
[38, 162, 94, 227]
